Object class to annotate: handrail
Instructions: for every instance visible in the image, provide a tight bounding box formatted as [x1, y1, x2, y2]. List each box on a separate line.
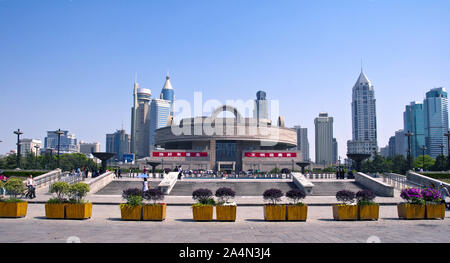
[382, 172, 425, 190]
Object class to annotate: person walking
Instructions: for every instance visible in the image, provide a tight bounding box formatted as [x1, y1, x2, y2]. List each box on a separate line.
[118, 167, 122, 179]
[26, 175, 36, 199]
[177, 165, 183, 180]
[439, 183, 449, 209]
[142, 178, 149, 193]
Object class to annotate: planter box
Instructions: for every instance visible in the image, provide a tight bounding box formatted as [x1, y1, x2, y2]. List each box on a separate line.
[45, 203, 66, 219]
[397, 203, 425, 219]
[0, 201, 28, 218]
[287, 205, 307, 221]
[65, 203, 92, 219]
[143, 204, 166, 221]
[333, 205, 358, 221]
[425, 204, 445, 219]
[264, 205, 286, 221]
[120, 205, 142, 221]
[192, 205, 214, 221]
[216, 205, 237, 221]
[358, 204, 379, 221]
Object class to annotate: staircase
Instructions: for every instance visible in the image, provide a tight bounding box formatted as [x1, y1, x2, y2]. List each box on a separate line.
[309, 180, 368, 196]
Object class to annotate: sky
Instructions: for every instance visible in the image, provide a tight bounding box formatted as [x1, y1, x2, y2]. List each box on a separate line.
[0, 0, 449, 161]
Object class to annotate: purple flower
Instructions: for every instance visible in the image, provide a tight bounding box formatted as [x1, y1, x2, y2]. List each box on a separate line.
[421, 188, 441, 203]
[400, 188, 424, 205]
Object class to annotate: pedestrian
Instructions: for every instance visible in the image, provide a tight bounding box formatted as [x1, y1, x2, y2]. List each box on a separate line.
[26, 175, 36, 199]
[118, 167, 122, 179]
[142, 178, 149, 192]
[439, 183, 449, 209]
[178, 165, 183, 180]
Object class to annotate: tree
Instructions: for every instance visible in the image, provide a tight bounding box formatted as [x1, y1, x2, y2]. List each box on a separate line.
[431, 155, 447, 171]
[413, 155, 435, 171]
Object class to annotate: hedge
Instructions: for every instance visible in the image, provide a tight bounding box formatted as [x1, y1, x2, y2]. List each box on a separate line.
[419, 172, 450, 180]
[0, 170, 48, 178]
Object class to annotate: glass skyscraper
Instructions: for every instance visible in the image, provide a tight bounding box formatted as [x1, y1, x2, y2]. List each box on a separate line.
[403, 102, 425, 158]
[424, 87, 449, 158]
[44, 130, 78, 153]
[160, 75, 174, 117]
[106, 129, 131, 162]
[150, 99, 171, 149]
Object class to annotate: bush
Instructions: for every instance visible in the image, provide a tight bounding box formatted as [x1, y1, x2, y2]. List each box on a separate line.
[215, 187, 236, 204]
[1, 171, 47, 178]
[4, 177, 26, 199]
[68, 182, 90, 203]
[356, 190, 376, 205]
[421, 188, 441, 204]
[286, 189, 306, 205]
[49, 182, 70, 202]
[122, 188, 143, 206]
[263, 188, 283, 205]
[192, 188, 214, 205]
[400, 188, 424, 205]
[144, 188, 165, 204]
[335, 190, 356, 205]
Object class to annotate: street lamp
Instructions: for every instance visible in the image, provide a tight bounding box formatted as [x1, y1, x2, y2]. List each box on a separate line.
[440, 143, 444, 157]
[54, 129, 64, 168]
[34, 145, 40, 169]
[405, 131, 414, 171]
[421, 145, 427, 171]
[445, 130, 450, 170]
[13, 129, 23, 168]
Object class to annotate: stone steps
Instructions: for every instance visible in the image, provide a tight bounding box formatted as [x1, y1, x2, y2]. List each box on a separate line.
[309, 181, 368, 196]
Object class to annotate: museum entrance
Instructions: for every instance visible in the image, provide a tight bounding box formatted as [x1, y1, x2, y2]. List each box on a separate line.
[216, 141, 238, 172]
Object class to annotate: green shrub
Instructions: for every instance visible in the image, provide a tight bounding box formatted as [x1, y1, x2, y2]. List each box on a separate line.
[49, 182, 70, 202]
[1, 171, 47, 177]
[68, 182, 90, 203]
[420, 173, 450, 180]
[4, 177, 26, 199]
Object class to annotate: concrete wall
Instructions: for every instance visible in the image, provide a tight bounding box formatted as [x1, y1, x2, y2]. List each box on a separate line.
[32, 169, 62, 189]
[292, 173, 314, 195]
[355, 172, 394, 197]
[158, 172, 178, 194]
[407, 171, 450, 192]
[87, 172, 115, 194]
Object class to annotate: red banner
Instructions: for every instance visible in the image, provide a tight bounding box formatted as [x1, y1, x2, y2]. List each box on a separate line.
[152, 152, 208, 157]
[244, 152, 297, 158]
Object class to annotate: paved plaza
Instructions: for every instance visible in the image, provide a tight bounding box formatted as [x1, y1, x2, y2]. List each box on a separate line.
[0, 204, 448, 243]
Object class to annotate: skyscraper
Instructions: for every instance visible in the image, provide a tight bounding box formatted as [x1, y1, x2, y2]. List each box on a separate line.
[347, 69, 378, 156]
[315, 112, 334, 165]
[44, 130, 78, 153]
[292, 126, 310, 161]
[333, 138, 338, 164]
[130, 78, 151, 159]
[403, 102, 425, 158]
[253, 91, 269, 122]
[424, 87, 449, 158]
[160, 75, 174, 117]
[150, 99, 171, 149]
[394, 129, 407, 157]
[106, 129, 131, 162]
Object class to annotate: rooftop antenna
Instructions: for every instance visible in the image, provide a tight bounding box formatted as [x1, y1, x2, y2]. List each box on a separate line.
[134, 72, 137, 83]
[361, 58, 363, 73]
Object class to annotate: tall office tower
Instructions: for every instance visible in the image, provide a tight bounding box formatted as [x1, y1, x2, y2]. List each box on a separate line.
[293, 126, 310, 161]
[44, 130, 78, 153]
[149, 99, 171, 149]
[333, 138, 338, 164]
[160, 75, 174, 117]
[388, 135, 396, 157]
[78, 142, 100, 155]
[19, 139, 42, 156]
[380, 146, 390, 158]
[394, 129, 407, 157]
[403, 102, 425, 158]
[106, 129, 131, 162]
[314, 112, 334, 165]
[347, 70, 378, 156]
[253, 91, 269, 122]
[130, 78, 151, 159]
[424, 87, 449, 158]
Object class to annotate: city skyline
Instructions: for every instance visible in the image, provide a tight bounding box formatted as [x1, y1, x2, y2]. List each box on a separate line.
[1, 1, 449, 160]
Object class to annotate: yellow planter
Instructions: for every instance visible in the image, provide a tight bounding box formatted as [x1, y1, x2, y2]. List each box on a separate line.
[192, 205, 214, 221]
[358, 204, 379, 221]
[287, 205, 308, 221]
[264, 205, 286, 221]
[425, 204, 445, 219]
[397, 203, 425, 219]
[143, 204, 166, 221]
[65, 203, 92, 219]
[216, 205, 237, 221]
[45, 203, 66, 219]
[120, 205, 142, 220]
[0, 202, 28, 218]
[333, 205, 358, 221]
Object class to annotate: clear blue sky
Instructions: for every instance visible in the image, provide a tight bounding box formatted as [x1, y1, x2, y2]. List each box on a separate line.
[1, 0, 449, 161]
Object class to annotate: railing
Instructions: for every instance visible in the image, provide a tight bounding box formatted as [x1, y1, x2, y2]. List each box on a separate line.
[182, 173, 292, 179]
[33, 170, 62, 188]
[58, 172, 85, 184]
[381, 173, 425, 190]
[306, 173, 337, 180]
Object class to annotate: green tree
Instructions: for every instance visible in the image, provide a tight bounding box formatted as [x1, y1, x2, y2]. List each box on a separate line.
[431, 155, 447, 171]
[413, 155, 435, 171]
[391, 155, 408, 174]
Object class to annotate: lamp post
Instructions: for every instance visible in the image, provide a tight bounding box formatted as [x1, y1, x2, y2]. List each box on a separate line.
[421, 145, 427, 171]
[440, 143, 444, 157]
[405, 131, 414, 171]
[13, 129, 23, 168]
[445, 130, 450, 170]
[34, 145, 40, 169]
[55, 129, 64, 168]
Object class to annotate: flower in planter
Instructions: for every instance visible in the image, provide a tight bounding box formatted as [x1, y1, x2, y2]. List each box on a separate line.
[356, 190, 376, 206]
[400, 188, 424, 205]
[215, 187, 236, 206]
[144, 188, 165, 205]
[263, 188, 283, 205]
[335, 190, 356, 205]
[192, 188, 215, 206]
[121, 188, 144, 207]
[286, 189, 306, 205]
[420, 188, 441, 204]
